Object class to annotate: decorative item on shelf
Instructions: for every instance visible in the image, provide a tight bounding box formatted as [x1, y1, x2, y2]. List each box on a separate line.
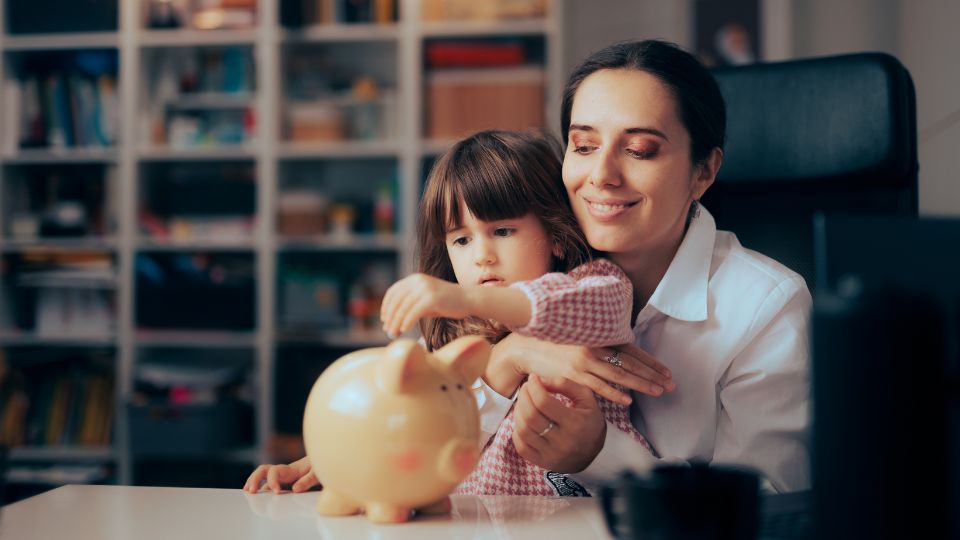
[277, 191, 329, 236]
[373, 182, 395, 234]
[328, 204, 356, 239]
[346, 280, 369, 333]
[301, 337, 489, 522]
[148, 0, 184, 29]
[190, 0, 257, 31]
[351, 77, 379, 140]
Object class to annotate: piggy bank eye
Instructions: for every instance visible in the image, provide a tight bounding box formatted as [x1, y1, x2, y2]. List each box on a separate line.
[456, 384, 464, 390]
[440, 384, 448, 391]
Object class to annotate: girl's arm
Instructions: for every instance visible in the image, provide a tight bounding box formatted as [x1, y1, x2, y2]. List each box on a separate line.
[380, 259, 633, 346]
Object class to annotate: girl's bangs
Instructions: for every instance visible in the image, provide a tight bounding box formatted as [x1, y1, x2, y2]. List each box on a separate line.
[441, 159, 530, 231]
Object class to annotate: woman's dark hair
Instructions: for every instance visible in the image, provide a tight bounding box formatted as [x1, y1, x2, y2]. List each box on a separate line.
[560, 39, 726, 164]
[417, 130, 592, 351]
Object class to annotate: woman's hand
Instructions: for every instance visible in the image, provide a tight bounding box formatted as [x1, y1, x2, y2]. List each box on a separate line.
[380, 273, 470, 337]
[243, 456, 319, 494]
[486, 333, 675, 405]
[512, 374, 606, 473]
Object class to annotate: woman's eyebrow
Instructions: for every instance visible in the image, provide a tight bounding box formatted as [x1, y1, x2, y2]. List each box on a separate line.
[569, 123, 669, 141]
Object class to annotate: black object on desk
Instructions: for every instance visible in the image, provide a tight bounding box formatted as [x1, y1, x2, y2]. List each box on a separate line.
[600, 463, 761, 540]
[812, 215, 960, 539]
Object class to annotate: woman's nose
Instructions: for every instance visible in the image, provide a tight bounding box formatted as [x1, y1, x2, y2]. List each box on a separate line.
[588, 147, 622, 189]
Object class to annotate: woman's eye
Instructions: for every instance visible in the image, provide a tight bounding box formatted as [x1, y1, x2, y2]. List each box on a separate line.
[573, 145, 596, 155]
[626, 147, 658, 159]
[494, 227, 515, 237]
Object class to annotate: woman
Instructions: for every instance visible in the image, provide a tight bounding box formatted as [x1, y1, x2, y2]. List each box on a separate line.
[477, 40, 810, 493]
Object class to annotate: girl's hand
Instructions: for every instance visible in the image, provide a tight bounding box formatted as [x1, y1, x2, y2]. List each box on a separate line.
[380, 273, 470, 337]
[243, 456, 319, 494]
[487, 334, 675, 405]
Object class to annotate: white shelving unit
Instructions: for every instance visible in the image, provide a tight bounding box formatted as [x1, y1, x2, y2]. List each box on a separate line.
[0, 0, 563, 488]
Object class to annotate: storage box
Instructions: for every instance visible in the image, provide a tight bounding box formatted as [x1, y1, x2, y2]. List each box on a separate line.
[128, 401, 252, 457]
[426, 67, 544, 139]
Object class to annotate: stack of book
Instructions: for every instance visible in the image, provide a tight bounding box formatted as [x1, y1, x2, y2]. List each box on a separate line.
[5, 52, 119, 152]
[281, 0, 397, 27]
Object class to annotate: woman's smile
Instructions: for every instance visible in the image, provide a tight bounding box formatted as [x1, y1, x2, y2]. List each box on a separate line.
[581, 195, 639, 221]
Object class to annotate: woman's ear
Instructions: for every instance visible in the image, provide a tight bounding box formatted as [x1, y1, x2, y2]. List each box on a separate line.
[693, 147, 724, 200]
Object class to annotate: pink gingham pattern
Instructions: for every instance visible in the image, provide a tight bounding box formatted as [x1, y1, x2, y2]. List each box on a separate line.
[510, 259, 634, 347]
[455, 383, 654, 496]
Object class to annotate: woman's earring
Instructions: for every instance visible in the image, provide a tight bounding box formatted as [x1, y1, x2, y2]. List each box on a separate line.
[552, 243, 564, 259]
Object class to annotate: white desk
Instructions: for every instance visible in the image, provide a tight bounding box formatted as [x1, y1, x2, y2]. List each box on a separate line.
[1, 485, 614, 539]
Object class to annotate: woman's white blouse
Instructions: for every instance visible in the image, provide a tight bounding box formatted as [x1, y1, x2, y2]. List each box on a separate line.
[474, 205, 812, 493]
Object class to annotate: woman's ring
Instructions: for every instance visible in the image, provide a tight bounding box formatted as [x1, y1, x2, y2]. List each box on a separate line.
[604, 351, 623, 368]
[538, 421, 555, 437]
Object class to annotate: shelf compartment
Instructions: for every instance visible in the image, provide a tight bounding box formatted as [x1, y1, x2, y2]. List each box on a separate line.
[420, 19, 548, 38]
[0, 148, 118, 164]
[277, 233, 401, 251]
[1, 32, 120, 51]
[0, 238, 117, 253]
[276, 140, 400, 159]
[0, 330, 116, 347]
[137, 146, 257, 161]
[139, 29, 258, 48]
[134, 330, 258, 348]
[8, 446, 115, 463]
[280, 24, 400, 43]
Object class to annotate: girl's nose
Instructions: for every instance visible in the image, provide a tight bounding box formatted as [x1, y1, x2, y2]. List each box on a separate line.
[473, 239, 496, 266]
[588, 147, 623, 189]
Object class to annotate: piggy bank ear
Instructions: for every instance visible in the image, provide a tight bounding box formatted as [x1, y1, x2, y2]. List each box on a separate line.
[376, 339, 431, 394]
[433, 336, 490, 384]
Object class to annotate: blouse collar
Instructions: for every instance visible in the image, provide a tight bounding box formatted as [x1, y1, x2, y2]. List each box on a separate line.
[644, 203, 716, 323]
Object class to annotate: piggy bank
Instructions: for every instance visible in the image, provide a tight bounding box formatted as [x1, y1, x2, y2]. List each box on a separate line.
[303, 336, 489, 523]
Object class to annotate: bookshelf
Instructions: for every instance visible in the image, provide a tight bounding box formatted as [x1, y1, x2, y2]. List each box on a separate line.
[0, 0, 563, 494]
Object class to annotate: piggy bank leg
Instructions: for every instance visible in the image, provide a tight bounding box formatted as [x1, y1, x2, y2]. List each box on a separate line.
[316, 490, 362, 516]
[418, 496, 452, 516]
[366, 502, 413, 523]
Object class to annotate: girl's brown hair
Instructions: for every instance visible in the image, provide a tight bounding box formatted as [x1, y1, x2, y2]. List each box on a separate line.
[417, 130, 592, 351]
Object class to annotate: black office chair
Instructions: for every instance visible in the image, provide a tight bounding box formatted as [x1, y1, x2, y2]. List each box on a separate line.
[704, 53, 918, 289]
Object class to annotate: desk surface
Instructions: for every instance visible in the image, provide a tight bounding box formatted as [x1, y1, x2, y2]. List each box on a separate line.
[1, 485, 613, 540]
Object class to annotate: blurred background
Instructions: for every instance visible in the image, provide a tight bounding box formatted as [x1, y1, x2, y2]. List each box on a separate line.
[0, 0, 956, 504]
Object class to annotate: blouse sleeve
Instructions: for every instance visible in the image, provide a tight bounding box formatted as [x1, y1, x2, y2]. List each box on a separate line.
[509, 258, 634, 347]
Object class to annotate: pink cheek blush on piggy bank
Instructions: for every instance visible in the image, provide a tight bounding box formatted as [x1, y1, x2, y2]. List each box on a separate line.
[302, 336, 489, 523]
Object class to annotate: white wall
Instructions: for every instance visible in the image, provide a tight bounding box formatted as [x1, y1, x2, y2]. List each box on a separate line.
[899, 0, 960, 216]
[562, 0, 691, 80]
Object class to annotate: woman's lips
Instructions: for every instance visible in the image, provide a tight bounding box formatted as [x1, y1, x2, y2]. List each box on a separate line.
[582, 196, 637, 221]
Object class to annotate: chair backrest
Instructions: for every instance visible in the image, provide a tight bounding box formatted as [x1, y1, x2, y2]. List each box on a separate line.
[703, 53, 918, 288]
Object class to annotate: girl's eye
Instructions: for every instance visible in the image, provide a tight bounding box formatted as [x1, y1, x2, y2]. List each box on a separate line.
[494, 227, 515, 237]
[451, 236, 470, 246]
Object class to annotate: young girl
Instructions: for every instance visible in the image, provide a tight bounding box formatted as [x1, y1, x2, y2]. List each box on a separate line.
[244, 130, 672, 496]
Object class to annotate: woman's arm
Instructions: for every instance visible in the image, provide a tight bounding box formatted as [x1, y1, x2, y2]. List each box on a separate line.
[712, 280, 811, 492]
[483, 333, 674, 405]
